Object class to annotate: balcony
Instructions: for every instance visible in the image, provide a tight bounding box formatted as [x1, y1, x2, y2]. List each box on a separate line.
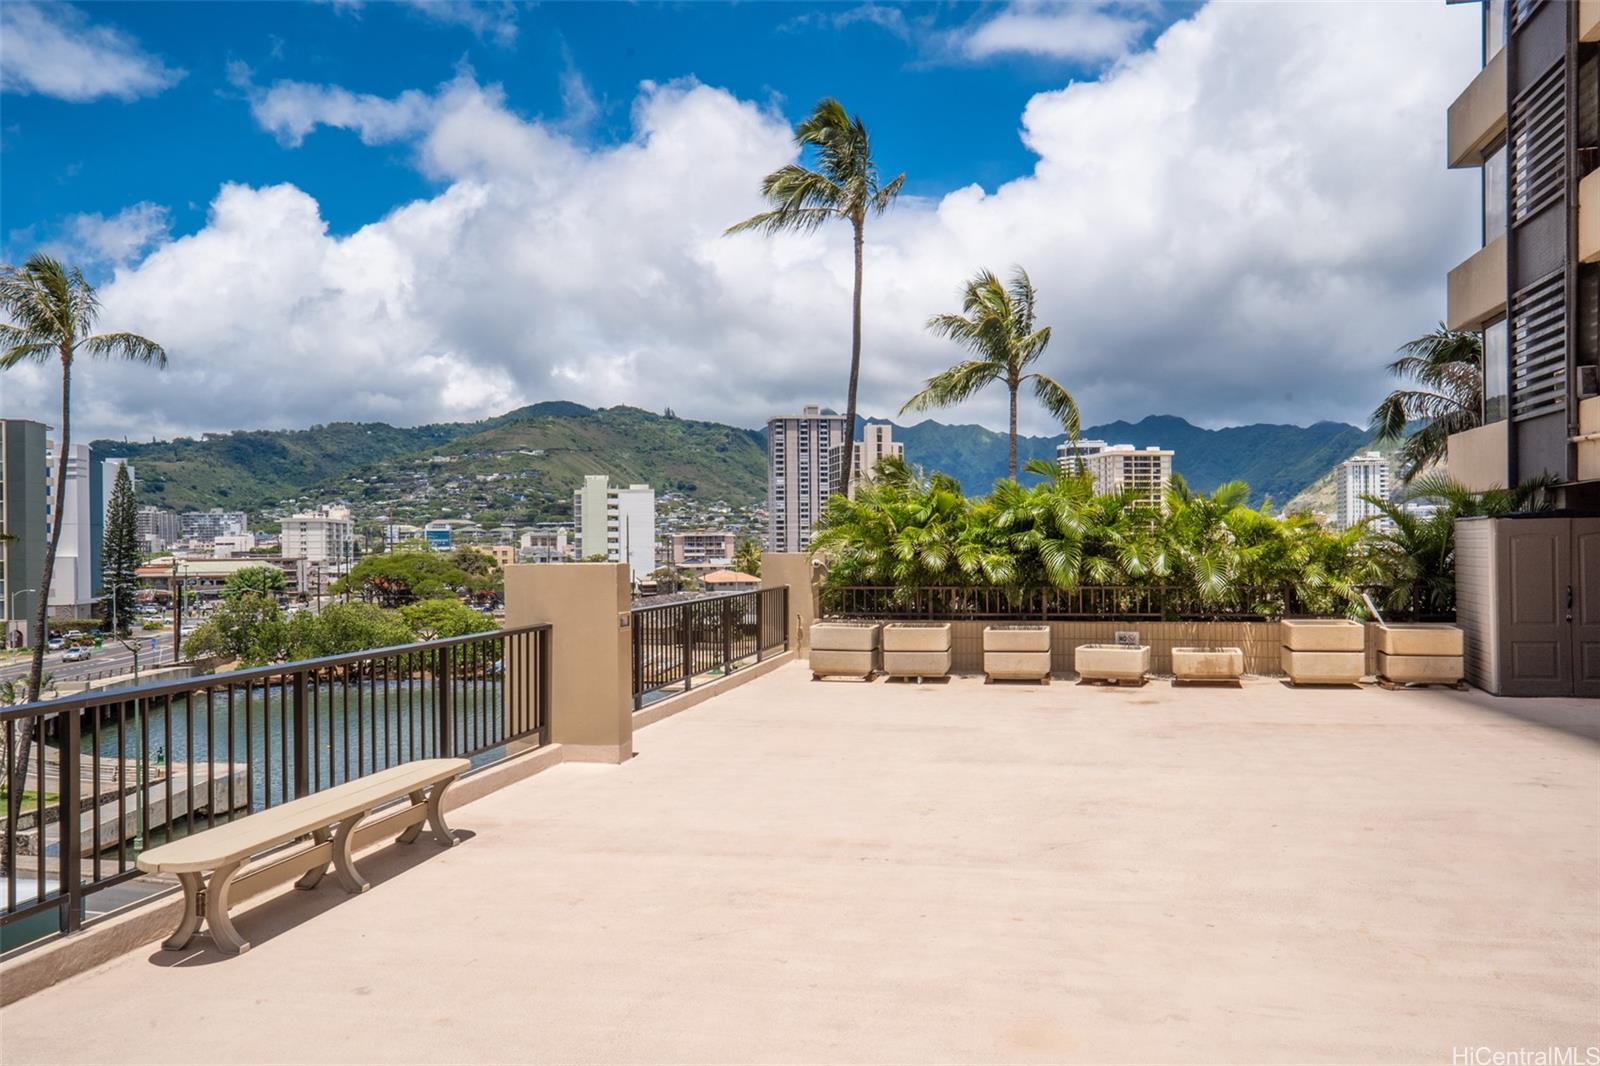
[1582, 168, 1600, 264]
[1447, 48, 1506, 169]
[1445, 234, 1507, 331]
[2, 660, 1596, 1062]
[1447, 421, 1509, 492]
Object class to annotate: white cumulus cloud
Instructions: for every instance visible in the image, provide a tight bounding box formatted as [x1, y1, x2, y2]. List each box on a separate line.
[1, 2, 1483, 449]
[961, 1, 1151, 63]
[0, 2, 183, 102]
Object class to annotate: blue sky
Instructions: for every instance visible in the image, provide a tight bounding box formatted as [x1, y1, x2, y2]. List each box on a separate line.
[5, 1, 1194, 254]
[1, 2, 1480, 441]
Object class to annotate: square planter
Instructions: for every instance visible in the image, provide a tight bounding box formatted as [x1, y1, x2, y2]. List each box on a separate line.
[1375, 624, 1463, 657]
[1075, 643, 1151, 685]
[1280, 618, 1366, 652]
[1280, 647, 1364, 686]
[1377, 651, 1465, 687]
[983, 625, 1051, 683]
[1172, 647, 1244, 683]
[882, 623, 952, 681]
[809, 622, 879, 681]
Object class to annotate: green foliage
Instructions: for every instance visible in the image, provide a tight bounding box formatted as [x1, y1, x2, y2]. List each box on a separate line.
[334, 551, 473, 607]
[102, 464, 139, 635]
[733, 538, 763, 577]
[400, 599, 496, 640]
[184, 593, 290, 667]
[220, 565, 287, 601]
[288, 603, 414, 659]
[813, 457, 1396, 617]
[903, 266, 1078, 481]
[1369, 324, 1482, 482]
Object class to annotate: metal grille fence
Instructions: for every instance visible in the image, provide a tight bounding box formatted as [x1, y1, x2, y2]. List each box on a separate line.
[1, 624, 550, 947]
[631, 587, 789, 710]
[819, 585, 1303, 622]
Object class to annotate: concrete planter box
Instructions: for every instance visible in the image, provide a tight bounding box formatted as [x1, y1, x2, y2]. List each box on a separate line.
[810, 622, 879, 681]
[983, 626, 1051, 683]
[1075, 644, 1150, 685]
[1377, 651, 1465, 686]
[1280, 647, 1364, 686]
[881, 623, 952, 681]
[882, 623, 952, 653]
[1375, 624, 1463, 657]
[1172, 647, 1244, 682]
[1280, 618, 1366, 652]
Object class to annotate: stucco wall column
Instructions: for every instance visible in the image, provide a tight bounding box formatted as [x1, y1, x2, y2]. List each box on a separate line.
[503, 562, 632, 763]
[761, 553, 818, 657]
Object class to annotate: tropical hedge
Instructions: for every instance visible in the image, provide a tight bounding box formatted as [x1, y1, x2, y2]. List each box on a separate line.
[810, 458, 1543, 619]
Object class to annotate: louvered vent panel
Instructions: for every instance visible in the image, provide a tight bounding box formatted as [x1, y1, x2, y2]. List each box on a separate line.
[1511, 62, 1566, 223]
[1510, 271, 1567, 421]
[1510, 0, 1544, 30]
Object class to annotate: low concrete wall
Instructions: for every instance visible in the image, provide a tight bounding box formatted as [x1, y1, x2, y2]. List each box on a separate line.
[633, 650, 795, 729]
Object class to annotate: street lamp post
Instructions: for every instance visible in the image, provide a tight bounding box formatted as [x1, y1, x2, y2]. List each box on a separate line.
[7, 588, 37, 651]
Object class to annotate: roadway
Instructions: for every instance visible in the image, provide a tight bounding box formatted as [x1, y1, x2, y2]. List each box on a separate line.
[0, 636, 180, 686]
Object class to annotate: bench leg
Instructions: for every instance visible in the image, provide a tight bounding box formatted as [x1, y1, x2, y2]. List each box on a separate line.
[162, 871, 204, 951]
[331, 811, 371, 894]
[427, 778, 459, 847]
[205, 861, 250, 955]
[394, 790, 429, 845]
[294, 827, 334, 890]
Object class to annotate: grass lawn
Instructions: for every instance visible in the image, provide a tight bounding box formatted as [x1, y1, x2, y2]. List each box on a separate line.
[0, 789, 60, 808]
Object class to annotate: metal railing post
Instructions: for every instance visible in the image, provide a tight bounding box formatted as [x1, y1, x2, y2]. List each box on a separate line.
[292, 670, 309, 800]
[538, 627, 552, 746]
[681, 604, 693, 694]
[436, 645, 454, 756]
[61, 708, 82, 934]
[721, 597, 734, 675]
[755, 590, 765, 663]
[782, 586, 790, 650]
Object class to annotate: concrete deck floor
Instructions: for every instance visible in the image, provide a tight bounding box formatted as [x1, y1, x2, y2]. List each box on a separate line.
[2, 664, 1597, 1065]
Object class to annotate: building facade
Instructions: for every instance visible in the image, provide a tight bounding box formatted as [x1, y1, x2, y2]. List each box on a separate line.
[1, 419, 47, 647]
[573, 475, 656, 581]
[851, 423, 904, 489]
[180, 508, 249, 544]
[1335, 452, 1393, 530]
[519, 527, 571, 563]
[767, 404, 848, 553]
[281, 505, 355, 565]
[1082, 445, 1174, 509]
[1056, 439, 1110, 473]
[136, 506, 182, 553]
[669, 531, 736, 569]
[44, 441, 97, 615]
[1445, 0, 1600, 501]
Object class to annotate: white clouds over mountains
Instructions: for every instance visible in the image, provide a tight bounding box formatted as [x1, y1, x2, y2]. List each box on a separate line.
[3, 3, 1481, 443]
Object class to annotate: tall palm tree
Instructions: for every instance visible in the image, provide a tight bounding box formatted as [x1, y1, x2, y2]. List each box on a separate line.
[726, 98, 904, 482]
[0, 255, 165, 815]
[1370, 324, 1482, 482]
[902, 266, 1080, 481]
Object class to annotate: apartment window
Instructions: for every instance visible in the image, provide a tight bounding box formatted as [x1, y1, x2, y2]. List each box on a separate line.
[1483, 0, 1504, 61]
[1482, 139, 1506, 244]
[1483, 316, 1508, 424]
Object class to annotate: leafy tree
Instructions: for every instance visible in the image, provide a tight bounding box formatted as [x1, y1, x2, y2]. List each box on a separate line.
[101, 464, 139, 636]
[183, 593, 290, 667]
[1369, 324, 1482, 483]
[733, 539, 763, 576]
[334, 550, 470, 607]
[726, 98, 905, 476]
[901, 267, 1079, 481]
[221, 564, 287, 601]
[0, 254, 166, 703]
[288, 602, 413, 659]
[400, 598, 496, 640]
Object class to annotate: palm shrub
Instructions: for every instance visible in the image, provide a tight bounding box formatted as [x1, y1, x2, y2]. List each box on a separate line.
[1370, 325, 1482, 482]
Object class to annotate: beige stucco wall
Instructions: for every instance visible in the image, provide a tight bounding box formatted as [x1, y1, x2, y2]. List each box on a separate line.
[1582, 0, 1600, 43]
[503, 563, 632, 763]
[761, 553, 817, 653]
[1578, 397, 1600, 483]
[1447, 49, 1506, 169]
[1447, 422, 1509, 493]
[1446, 235, 1507, 331]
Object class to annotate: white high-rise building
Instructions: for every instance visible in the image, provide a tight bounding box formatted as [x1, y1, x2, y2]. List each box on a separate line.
[281, 505, 355, 564]
[136, 506, 181, 553]
[181, 508, 248, 544]
[1056, 439, 1109, 473]
[44, 442, 97, 614]
[1336, 452, 1392, 529]
[573, 476, 656, 581]
[850, 424, 904, 492]
[1083, 445, 1174, 510]
[767, 404, 847, 553]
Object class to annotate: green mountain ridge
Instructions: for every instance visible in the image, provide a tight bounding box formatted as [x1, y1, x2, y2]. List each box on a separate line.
[90, 404, 1382, 525]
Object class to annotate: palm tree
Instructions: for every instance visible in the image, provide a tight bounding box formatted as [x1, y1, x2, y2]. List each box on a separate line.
[0, 255, 165, 822]
[726, 99, 905, 481]
[1370, 324, 1482, 482]
[902, 266, 1080, 481]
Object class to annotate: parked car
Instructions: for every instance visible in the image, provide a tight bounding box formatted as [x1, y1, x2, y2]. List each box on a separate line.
[46, 638, 65, 651]
[62, 647, 90, 663]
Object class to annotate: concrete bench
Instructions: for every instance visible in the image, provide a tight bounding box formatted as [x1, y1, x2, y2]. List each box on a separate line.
[136, 757, 470, 955]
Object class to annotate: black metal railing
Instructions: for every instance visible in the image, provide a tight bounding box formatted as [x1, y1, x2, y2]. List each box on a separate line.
[1, 624, 550, 948]
[819, 585, 1304, 622]
[631, 587, 788, 710]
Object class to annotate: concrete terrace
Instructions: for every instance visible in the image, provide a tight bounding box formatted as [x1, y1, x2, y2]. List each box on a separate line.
[2, 662, 1597, 1065]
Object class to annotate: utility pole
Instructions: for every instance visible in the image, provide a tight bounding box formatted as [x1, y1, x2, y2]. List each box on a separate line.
[170, 561, 183, 661]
